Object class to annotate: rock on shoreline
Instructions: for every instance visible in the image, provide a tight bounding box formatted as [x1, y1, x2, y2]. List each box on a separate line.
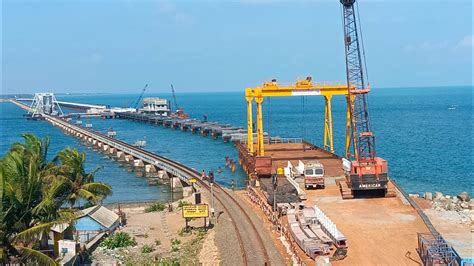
[410, 191, 474, 227]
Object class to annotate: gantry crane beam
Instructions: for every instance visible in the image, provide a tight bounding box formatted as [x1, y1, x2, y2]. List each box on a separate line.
[245, 77, 353, 156]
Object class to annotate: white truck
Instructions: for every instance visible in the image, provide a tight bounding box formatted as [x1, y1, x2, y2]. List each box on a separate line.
[294, 160, 325, 189]
[284, 160, 325, 200]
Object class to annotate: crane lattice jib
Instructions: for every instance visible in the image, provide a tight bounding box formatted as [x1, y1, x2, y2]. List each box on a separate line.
[341, 0, 375, 162]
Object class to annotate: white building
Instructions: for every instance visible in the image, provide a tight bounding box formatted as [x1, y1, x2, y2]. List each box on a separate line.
[140, 97, 170, 116]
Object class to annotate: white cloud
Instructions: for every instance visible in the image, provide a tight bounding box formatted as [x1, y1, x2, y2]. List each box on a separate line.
[156, 0, 195, 26]
[455, 34, 474, 48]
[404, 35, 473, 53]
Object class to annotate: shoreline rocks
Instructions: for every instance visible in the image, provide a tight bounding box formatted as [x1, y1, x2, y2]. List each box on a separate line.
[417, 191, 474, 226]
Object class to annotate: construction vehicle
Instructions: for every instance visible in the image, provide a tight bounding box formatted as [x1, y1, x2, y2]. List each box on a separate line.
[285, 160, 325, 189]
[170, 84, 189, 119]
[133, 84, 148, 110]
[300, 161, 325, 189]
[338, 0, 395, 198]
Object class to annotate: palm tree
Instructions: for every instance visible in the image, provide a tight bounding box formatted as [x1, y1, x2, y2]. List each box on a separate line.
[54, 148, 112, 208]
[0, 134, 75, 265]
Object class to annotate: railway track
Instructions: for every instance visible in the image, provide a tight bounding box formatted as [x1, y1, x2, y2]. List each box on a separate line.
[70, 120, 271, 265]
[10, 101, 270, 266]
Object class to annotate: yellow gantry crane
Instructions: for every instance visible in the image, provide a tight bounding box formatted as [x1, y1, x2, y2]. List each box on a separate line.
[245, 77, 353, 157]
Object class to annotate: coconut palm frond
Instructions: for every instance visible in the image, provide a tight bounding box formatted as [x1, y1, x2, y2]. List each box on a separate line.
[58, 209, 77, 220]
[82, 183, 112, 197]
[19, 246, 58, 266]
[76, 188, 98, 202]
[14, 219, 73, 244]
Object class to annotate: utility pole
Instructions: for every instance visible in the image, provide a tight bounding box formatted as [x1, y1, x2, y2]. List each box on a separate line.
[210, 183, 215, 217]
[209, 171, 215, 218]
[272, 172, 278, 212]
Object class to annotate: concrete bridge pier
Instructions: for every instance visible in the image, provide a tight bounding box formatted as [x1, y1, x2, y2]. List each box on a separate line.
[102, 145, 110, 152]
[144, 164, 158, 178]
[108, 147, 116, 156]
[170, 176, 183, 193]
[124, 155, 134, 164]
[116, 151, 125, 162]
[132, 159, 145, 177]
[133, 159, 144, 168]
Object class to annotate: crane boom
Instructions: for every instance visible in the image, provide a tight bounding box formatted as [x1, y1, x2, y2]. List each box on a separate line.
[133, 84, 148, 109]
[339, 0, 392, 198]
[170, 84, 179, 111]
[340, 0, 375, 161]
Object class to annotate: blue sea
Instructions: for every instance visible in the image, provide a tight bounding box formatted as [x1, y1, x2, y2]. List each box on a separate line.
[1, 86, 472, 202]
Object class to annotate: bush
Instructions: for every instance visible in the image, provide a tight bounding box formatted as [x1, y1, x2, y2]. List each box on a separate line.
[145, 202, 166, 213]
[171, 238, 181, 252]
[100, 232, 137, 249]
[177, 200, 191, 208]
[157, 258, 180, 266]
[155, 239, 161, 246]
[141, 244, 154, 253]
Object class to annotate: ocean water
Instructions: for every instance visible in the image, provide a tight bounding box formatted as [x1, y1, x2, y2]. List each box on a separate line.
[1, 86, 472, 202]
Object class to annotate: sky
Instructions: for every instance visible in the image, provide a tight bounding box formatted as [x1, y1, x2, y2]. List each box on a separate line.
[1, 0, 473, 94]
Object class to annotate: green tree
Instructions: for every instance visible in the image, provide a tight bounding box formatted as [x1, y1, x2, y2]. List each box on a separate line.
[0, 134, 75, 265]
[54, 148, 112, 208]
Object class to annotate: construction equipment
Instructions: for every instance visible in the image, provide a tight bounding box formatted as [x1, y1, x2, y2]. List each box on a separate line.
[133, 84, 148, 109]
[338, 0, 393, 198]
[286, 160, 325, 189]
[170, 84, 179, 111]
[300, 161, 325, 189]
[170, 84, 189, 119]
[245, 79, 350, 156]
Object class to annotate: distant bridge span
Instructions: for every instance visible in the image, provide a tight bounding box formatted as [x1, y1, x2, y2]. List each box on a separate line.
[16, 98, 106, 111]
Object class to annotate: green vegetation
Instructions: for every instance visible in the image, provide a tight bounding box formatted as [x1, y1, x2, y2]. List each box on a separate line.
[171, 238, 181, 252]
[125, 256, 180, 266]
[0, 134, 112, 265]
[55, 148, 112, 208]
[100, 232, 137, 249]
[123, 230, 207, 265]
[177, 200, 191, 208]
[145, 201, 166, 213]
[154, 239, 161, 246]
[156, 258, 180, 266]
[141, 244, 154, 254]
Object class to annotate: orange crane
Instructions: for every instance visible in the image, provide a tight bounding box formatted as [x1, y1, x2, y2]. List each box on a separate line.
[170, 84, 189, 119]
[339, 0, 394, 198]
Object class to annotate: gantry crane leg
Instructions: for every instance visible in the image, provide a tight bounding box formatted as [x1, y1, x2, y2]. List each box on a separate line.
[246, 94, 254, 154]
[323, 95, 335, 153]
[255, 95, 264, 156]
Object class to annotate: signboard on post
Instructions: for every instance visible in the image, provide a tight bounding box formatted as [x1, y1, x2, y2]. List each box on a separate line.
[182, 204, 209, 218]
